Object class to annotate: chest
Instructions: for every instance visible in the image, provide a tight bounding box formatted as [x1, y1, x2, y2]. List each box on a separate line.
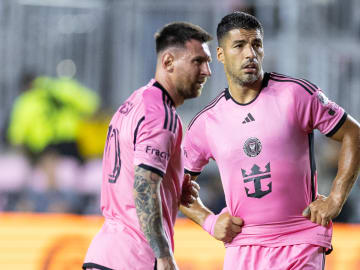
[206, 95, 304, 162]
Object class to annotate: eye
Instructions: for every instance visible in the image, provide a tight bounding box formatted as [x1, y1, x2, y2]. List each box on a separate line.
[193, 58, 203, 65]
[253, 41, 263, 48]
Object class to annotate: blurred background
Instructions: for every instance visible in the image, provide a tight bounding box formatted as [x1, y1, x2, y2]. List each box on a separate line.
[0, 0, 360, 269]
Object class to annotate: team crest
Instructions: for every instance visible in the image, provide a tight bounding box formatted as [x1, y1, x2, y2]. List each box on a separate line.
[317, 91, 329, 106]
[243, 137, 262, 157]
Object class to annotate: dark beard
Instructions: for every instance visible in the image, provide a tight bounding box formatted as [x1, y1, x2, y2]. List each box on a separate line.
[230, 71, 259, 86]
[178, 85, 199, 100]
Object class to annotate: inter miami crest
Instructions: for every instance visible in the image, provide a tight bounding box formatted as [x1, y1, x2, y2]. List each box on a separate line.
[243, 137, 262, 157]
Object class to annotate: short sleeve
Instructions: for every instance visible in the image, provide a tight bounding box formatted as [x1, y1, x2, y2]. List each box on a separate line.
[296, 87, 347, 136]
[183, 115, 212, 176]
[133, 92, 175, 177]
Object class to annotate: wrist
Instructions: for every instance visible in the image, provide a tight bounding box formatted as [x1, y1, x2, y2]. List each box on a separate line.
[202, 213, 218, 236]
[328, 193, 345, 207]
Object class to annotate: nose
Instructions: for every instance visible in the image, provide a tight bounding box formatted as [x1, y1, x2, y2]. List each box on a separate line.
[244, 44, 256, 59]
[201, 62, 212, 77]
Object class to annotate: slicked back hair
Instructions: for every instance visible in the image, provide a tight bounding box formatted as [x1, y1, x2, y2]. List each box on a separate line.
[155, 22, 212, 54]
[217, 11, 264, 46]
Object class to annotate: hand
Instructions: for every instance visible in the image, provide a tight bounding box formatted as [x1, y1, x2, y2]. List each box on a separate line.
[156, 256, 179, 270]
[213, 212, 244, 243]
[180, 174, 200, 207]
[302, 194, 342, 227]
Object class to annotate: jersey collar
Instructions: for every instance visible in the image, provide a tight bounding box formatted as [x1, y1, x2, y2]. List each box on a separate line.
[225, 72, 270, 106]
[153, 81, 175, 107]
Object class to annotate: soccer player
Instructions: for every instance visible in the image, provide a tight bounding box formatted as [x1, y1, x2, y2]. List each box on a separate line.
[82, 22, 241, 270]
[182, 12, 360, 269]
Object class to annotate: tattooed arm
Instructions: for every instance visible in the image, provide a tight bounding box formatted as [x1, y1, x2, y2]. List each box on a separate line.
[133, 165, 178, 270]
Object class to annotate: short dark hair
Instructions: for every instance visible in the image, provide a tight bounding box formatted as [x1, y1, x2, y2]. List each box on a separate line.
[155, 22, 212, 53]
[217, 11, 264, 46]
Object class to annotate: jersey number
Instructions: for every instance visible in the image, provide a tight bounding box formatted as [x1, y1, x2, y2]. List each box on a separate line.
[106, 125, 121, 183]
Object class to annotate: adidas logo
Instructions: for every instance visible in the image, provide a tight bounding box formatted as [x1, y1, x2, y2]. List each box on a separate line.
[242, 113, 255, 124]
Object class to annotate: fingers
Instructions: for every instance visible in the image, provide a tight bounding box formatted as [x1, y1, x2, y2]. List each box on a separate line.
[222, 236, 233, 244]
[190, 180, 200, 191]
[183, 173, 191, 184]
[182, 181, 199, 206]
[181, 194, 196, 208]
[231, 223, 242, 233]
[180, 176, 200, 207]
[231, 216, 244, 226]
[230, 216, 243, 235]
[189, 181, 199, 197]
[303, 203, 331, 227]
[214, 213, 244, 243]
[321, 218, 329, 227]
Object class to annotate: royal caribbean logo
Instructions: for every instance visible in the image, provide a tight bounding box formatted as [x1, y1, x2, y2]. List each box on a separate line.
[243, 137, 262, 157]
[241, 163, 272, 198]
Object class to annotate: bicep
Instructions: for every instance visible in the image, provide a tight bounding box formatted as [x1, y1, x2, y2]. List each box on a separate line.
[133, 165, 163, 205]
[329, 115, 360, 142]
[134, 165, 163, 186]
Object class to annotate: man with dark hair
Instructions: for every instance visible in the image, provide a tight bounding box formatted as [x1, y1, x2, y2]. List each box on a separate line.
[182, 11, 360, 269]
[83, 22, 241, 270]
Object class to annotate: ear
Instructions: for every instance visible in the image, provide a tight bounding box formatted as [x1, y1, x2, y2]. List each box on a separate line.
[161, 52, 174, 72]
[217, 47, 224, 64]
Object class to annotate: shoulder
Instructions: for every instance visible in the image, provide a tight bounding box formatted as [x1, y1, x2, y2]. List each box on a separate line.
[142, 85, 166, 107]
[141, 83, 179, 133]
[140, 83, 171, 114]
[187, 90, 227, 131]
[267, 72, 319, 98]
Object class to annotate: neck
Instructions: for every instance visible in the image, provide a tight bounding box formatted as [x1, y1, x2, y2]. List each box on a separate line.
[227, 73, 264, 104]
[155, 71, 184, 108]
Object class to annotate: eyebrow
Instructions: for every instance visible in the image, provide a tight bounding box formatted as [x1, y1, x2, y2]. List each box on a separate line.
[193, 55, 212, 62]
[231, 38, 263, 46]
[232, 39, 246, 44]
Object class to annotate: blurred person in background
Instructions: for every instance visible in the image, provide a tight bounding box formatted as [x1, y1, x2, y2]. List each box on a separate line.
[6, 75, 100, 213]
[182, 11, 360, 269]
[83, 22, 242, 270]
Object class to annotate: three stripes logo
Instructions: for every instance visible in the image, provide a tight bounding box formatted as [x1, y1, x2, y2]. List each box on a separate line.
[242, 113, 255, 124]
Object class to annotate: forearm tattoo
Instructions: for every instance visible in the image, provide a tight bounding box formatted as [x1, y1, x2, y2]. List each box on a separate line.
[133, 166, 170, 258]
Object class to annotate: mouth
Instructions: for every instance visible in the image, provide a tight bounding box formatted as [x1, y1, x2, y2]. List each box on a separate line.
[196, 79, 206, 86]
[242, 63, 258, 73]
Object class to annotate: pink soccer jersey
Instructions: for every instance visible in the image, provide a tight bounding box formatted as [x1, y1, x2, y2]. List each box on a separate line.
[83, 79, 184, 270]
[184, 72, 347, 249]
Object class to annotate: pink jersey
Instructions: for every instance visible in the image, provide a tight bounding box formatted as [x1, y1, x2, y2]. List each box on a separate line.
[84, 79, 184, 270]
[184, 72, 347, 249]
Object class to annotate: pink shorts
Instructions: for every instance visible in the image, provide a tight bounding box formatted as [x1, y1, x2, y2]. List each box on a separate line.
[223, 244, 325, 270]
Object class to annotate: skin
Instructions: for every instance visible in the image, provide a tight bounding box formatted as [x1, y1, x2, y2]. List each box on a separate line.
[155, 39, 212, 108]
[134, 38, 212, 270]
[217, 28, 264, 103]
[133, 166, 170, 258]
[217, 28, 360, 227]
[302, 115, 360, 226]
